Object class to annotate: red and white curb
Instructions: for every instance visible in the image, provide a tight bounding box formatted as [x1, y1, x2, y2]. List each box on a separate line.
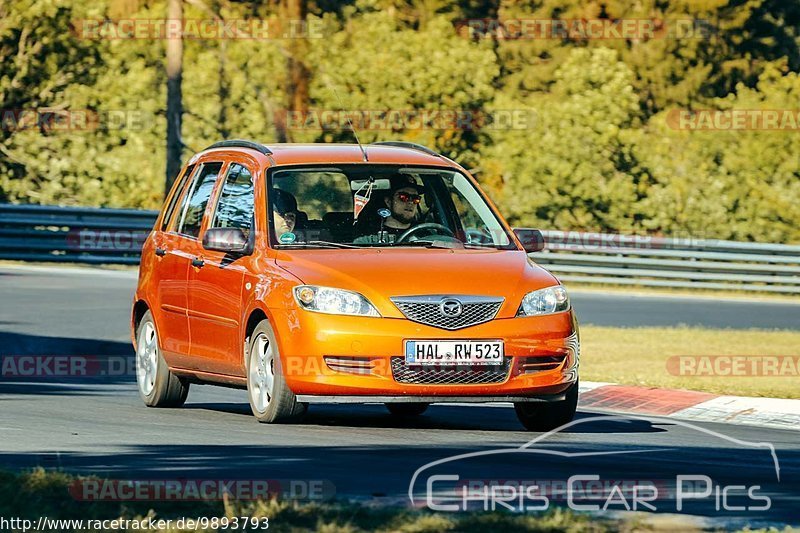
[579, 381, 800, 431]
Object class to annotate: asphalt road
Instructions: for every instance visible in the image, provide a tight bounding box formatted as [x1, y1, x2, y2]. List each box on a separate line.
[0, 265, 799, 527]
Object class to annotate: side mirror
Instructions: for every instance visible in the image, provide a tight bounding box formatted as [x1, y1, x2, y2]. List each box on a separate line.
[202, 227, 251, 254]
[513, 228, 545, 253]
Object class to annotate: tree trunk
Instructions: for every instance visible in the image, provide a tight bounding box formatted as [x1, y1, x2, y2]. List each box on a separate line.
[278, 0, 309, 143]
[218, 39, 229, 138]
[165, 0, 183, 196]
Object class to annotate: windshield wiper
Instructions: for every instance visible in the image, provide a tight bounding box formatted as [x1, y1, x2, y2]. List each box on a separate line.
[394, 239, 465, 250]
[463, 242, 502, 249]
[279, 241, 362, 249]
[309, 240, 362, 248]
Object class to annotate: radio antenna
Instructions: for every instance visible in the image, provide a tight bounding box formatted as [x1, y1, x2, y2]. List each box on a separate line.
[330, 82, 368, 162]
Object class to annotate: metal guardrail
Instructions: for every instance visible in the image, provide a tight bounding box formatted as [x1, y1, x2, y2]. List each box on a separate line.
[1, 204, 799, 294]
[0, 204, 157, 265]
[535, 230, 800, 294]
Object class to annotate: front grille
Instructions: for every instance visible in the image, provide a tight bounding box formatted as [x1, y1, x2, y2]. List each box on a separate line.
[391, 357, 511, 385]
[390, 295, 503, 330]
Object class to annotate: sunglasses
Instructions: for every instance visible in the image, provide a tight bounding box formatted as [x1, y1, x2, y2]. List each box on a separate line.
[395, 192, 422, 204]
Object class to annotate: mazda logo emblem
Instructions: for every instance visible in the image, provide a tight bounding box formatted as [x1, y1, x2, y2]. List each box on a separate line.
[439, 298, 463, 318]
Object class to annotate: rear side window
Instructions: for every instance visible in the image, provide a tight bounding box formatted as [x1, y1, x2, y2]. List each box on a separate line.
[176, 162, 223, 239]
[210, 163, 255, 237]
[161, 164, 195, 231]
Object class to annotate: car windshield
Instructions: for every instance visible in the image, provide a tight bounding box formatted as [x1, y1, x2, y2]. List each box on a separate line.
[268, 165, 514, 249]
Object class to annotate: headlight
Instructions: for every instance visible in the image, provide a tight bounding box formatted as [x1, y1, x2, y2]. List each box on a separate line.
[293, 285, 381, 317]
[518, 285, 570, 316]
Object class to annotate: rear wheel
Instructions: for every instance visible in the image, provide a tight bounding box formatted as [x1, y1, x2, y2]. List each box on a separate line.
[247, 320, 307, 423]
[136, 310, 189, 407]
[514, 381, 578, 431]
[385, 403, 429, 416]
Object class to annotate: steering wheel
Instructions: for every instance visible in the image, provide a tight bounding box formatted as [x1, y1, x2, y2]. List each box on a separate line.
[396, 223, 456, 243]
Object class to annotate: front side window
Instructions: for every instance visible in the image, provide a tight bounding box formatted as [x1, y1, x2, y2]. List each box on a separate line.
[176, 162, 223, 239]
[268, 165, 513, 249]
[210, 163, 255, 237]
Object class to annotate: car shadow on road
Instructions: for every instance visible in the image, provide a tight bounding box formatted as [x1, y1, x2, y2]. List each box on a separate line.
[183, 401, 669, 434]
[0, 331, 134, 396]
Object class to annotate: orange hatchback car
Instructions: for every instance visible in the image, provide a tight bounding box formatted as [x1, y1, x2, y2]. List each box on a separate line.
[132, 140, 580, 430]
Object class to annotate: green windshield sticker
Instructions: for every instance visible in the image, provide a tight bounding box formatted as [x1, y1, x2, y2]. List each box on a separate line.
[279, 232, 297, 244]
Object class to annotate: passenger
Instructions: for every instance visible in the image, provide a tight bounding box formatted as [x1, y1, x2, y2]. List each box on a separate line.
[271, 188, 298, 240]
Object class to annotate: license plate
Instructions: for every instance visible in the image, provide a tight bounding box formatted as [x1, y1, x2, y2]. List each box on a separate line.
[404, 340, 504, 366]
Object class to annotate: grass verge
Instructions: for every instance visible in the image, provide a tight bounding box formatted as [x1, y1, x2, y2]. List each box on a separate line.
[580, 325, 800, 398]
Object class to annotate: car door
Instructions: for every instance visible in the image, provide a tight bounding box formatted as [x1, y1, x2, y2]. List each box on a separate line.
[150, 163, 196, 362]
[170, 160, 226, 370]
[186, 161, 254, 376]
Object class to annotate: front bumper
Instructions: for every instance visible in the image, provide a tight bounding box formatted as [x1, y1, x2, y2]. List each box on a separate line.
[269, 307, 579, 398]
[296, 393, 570, 404]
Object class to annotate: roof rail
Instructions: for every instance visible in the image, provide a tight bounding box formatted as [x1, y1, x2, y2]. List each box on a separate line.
[204, 139, 272, 155]
[369, 141, 441, 158]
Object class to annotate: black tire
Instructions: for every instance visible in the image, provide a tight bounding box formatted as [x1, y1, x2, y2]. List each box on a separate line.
[246, 319, 307, 423]
[514, 381, 579, 431]
[135, 310, 189, 408]
[385, 403, 429, 416]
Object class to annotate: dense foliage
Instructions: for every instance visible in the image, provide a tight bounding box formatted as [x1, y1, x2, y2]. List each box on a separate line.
[1, 0, 799, 242]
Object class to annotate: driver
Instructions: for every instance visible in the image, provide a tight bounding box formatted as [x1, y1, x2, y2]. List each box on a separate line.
[352, 175, 427, 244]
[377, 175, 424, 242]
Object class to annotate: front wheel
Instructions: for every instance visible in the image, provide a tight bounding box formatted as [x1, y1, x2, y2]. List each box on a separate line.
[136, 310, 189, 407]
[247, 320, 307, 423]
[514, 381, 578, 431]
[385, 403, 429, 416]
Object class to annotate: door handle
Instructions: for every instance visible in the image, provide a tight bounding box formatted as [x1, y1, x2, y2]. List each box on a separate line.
[191, 258, 205, 268]
[155, 247, 167, 257]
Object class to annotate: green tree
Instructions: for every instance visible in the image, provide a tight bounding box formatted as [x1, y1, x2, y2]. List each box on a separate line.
[491, 47, 644, 232]
[636, 63, 800, 242]
[0, 0, 101, 203]
[306, 3, 499, 168]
